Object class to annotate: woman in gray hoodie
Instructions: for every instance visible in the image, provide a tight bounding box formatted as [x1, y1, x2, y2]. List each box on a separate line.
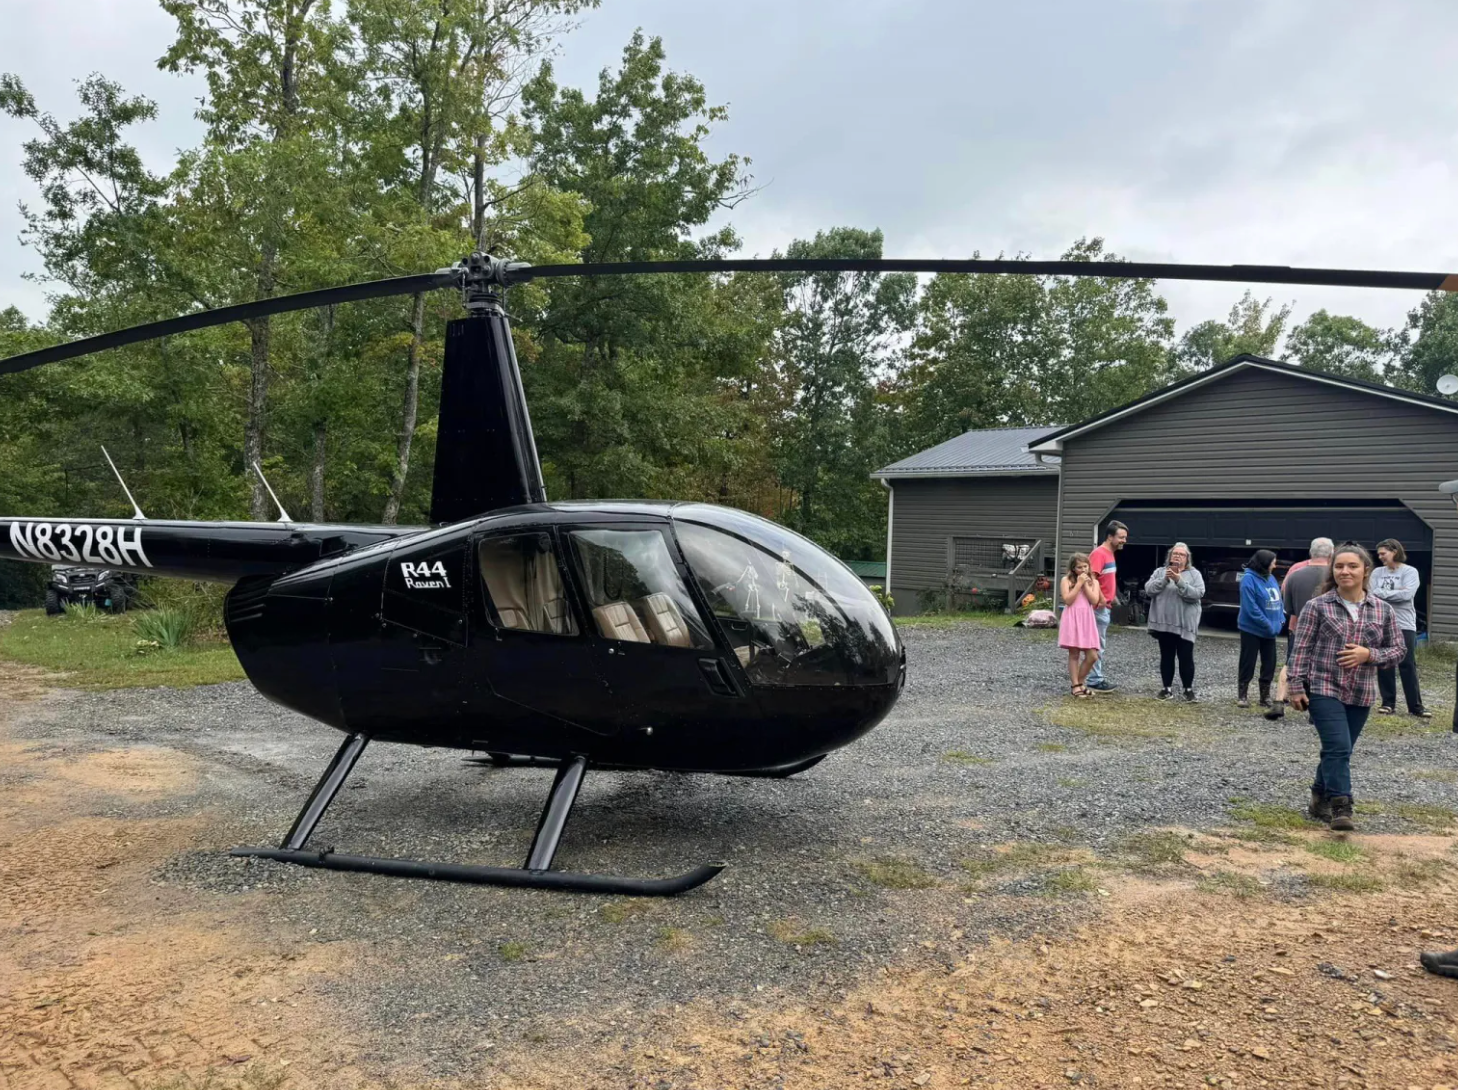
[1372, 538, 1430, 718]
[1145, 542, 1206, 701]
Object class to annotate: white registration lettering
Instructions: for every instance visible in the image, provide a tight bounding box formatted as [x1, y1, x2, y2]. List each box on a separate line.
[7, 521, 151, 568]
[55, 523, 81, 563]
[94, 525, 122, 566]
[33, 523, 60, 561]
[116, 525, 152, 568]
[9, 521, 35, 559]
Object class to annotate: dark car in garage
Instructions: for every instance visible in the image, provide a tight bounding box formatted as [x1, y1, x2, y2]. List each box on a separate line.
[1201, 556, 1292, 616]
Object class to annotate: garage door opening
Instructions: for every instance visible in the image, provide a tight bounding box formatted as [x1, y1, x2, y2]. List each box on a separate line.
[1099, 500, 1434, 632]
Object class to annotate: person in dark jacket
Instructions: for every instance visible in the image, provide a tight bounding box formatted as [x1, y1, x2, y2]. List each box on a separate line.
[1237, 549, 1284, 708]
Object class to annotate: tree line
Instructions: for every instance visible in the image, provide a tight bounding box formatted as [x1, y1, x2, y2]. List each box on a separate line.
[2, 0, 1456, 597]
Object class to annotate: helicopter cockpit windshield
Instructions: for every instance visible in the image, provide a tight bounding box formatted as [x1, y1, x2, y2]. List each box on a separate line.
[671, 506, 900, 688]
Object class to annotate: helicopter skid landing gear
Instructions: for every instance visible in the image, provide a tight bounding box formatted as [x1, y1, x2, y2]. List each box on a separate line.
[231, 735, 725, 895]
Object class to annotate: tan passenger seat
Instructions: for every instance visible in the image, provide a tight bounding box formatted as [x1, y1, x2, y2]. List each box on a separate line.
[593, 601, 650, 643]
[636, 593, 692, 647]
[495, 605, 530, 630]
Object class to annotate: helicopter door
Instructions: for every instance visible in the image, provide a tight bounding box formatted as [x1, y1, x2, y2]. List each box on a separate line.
[564, 527, 737, 734]
[468, 530, 615, 738]
[348, 533, 470, 735]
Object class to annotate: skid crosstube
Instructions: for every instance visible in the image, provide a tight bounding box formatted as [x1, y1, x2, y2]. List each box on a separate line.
[231, 733, 725, 896]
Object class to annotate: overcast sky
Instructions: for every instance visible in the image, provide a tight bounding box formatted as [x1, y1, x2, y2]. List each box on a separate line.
[2, 0, 1455, 342]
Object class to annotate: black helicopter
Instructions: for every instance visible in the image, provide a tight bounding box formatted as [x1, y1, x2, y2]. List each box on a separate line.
[2, 252, 1451, 894]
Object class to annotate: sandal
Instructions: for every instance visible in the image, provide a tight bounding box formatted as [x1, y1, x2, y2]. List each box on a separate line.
[1375, 706, 1395, 716]
[1071, 685, 1091, 699]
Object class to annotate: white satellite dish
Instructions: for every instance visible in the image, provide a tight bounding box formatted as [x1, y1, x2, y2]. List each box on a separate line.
[1438, 374, 1458, 396]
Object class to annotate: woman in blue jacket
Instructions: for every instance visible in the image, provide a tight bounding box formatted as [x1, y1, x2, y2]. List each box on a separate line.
[1237, 549, 1284, 708]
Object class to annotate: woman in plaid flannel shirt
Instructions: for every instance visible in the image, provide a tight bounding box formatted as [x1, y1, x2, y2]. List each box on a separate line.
[1287, 543, 1406, 831]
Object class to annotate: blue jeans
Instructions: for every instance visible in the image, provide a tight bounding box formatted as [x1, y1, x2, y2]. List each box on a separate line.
[1085, 608, 1112, 684]
[1308, 695, 1371, 799]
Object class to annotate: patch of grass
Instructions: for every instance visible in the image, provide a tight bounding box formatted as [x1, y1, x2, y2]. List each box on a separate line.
[851, 856, 940, 890]
[1229, 802, 1310, 831]
[1119, 831, 1190, 868]
[1056, 776, 1085, 788]
[941, 750, 993, 766]
[599, 898, 654, 924]
[1354, 800, 1386, 816]
[499, 941, 529, 962]
[1043, 696, 1197, 742]
[1035, 742, 1069, 753]
[1038, 866, 1100, 896]
[1196, 870, 1264, 898]
[702, 914, 726, 927]
[62, 601, 104, 623]
[768, 919, 836, 946]
[1387, 856, 1453, 890]
[1304, 840, 1368, 864]
[0, 609, 244, 690]
[1306, 870, 1385, 894]
[1392, 803, 1457, 831]
[655, 926, 692, 953]
[959, 841, 1076, 882]
[897, 610, 1022, 629]
[1366, 715, 1447, 740]
[1414, 769, 1458, 784]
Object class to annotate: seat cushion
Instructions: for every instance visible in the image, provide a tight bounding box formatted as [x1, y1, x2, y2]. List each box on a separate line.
[593, 601, 650, 643]
[636, 592, 692, 648]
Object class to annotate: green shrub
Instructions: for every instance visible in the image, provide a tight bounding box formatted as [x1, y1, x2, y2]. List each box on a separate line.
[135, 578, 230, 635]
[133, 607, 197, 651]
[62, 601, 104, 623]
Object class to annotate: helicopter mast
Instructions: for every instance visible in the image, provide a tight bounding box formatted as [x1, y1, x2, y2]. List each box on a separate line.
[428, 253, 548, 525]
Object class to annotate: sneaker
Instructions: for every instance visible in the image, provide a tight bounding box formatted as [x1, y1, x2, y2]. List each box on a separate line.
[1157, 688, 1173, 700]
[1087, 680, 1117, 692]
[1328, 795, 1355, 832]
[1236, 696, 1250, 709]
[1183, 688, 1197, 703]
[1413, 707, 1433, 720]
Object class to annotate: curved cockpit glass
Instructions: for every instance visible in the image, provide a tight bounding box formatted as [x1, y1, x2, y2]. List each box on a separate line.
[671, 506, 900, 687]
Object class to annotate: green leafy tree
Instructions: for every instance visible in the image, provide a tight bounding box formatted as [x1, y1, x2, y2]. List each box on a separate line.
[898, 239, 1171, 450]
[519, 31, 762, 503]
[1284, 309, 1395, 382]
[1391, 291, 1458, 396]
[1171, 290, 1292, 377]
[772, 227, 914, 557]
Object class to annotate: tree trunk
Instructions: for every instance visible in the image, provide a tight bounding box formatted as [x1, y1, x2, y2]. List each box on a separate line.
[382, 291, 428, 524]
[472, 131, 487, 245]
[244, 233, 278, 521]
[311, 420, 327, 522]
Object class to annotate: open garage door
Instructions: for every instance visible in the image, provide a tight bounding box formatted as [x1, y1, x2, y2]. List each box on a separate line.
[1101, 500, 1434, 631]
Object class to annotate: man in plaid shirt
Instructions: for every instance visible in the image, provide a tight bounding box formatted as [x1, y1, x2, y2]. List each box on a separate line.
[1287, 544, 1406, 831]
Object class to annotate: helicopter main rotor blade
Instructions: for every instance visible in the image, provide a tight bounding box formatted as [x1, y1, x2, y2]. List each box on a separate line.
[510, 257, 1458, 294]
[0, 270, 460, 376]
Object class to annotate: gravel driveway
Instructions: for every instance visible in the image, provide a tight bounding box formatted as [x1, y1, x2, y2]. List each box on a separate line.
[7, 620, 1456, 1074]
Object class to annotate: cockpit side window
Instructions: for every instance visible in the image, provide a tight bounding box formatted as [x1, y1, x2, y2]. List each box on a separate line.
[566, 529, 713, 649]
[477, 533, 579, 636]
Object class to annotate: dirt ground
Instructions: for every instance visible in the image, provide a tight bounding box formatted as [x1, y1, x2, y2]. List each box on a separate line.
[2, 666, 1457, 1089]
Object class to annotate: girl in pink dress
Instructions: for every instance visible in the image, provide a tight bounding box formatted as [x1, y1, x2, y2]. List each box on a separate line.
[1060, 552, 1105, 698]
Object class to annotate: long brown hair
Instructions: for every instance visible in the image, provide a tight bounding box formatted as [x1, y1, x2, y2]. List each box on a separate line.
[1320, 542, 1374, 595]
[1376, 538, 1407, 565]
[1065, 552, 1091, 582]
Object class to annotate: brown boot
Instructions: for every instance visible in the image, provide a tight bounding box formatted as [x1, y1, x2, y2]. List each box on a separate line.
[1258, 680, 1272, 708]
[1236, 685, 1250, 709]
[1328, 795, 1355, 831]
[1307, 789, 1330, 824]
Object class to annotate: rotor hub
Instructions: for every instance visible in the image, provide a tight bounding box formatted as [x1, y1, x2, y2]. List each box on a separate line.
[453, 253, 533, 314]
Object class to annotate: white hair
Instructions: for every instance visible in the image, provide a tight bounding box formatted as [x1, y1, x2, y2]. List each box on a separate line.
[1167, 541, 1192, 565]
[1310, 537, 1334, 559]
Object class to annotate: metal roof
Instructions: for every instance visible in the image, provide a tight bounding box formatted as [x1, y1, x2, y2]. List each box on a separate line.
[873, 425, 1064, 479]
[843, 559, 887, 578]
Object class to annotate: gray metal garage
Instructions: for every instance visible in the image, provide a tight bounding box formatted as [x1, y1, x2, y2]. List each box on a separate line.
[875, 355, 1458, 635]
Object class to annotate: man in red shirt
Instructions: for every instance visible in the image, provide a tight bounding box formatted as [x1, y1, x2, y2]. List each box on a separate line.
[1084, 520, 1128, 692]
